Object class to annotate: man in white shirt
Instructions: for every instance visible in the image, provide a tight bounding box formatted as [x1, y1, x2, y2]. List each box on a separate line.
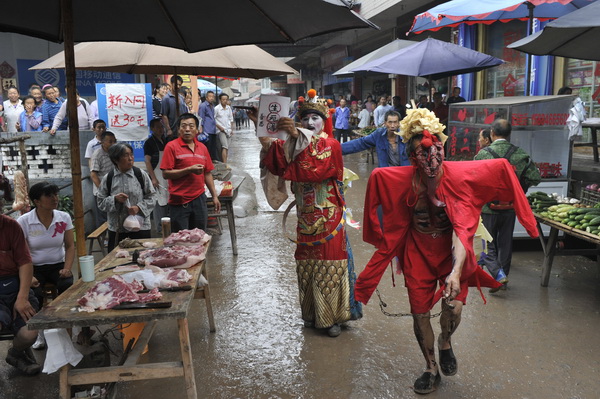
[214, 94, 234, 163]
[373, 96, 393, 127]
[84, 120, 107, 168]
[50, 89, 95, 134]
[90, 131, 117, 228]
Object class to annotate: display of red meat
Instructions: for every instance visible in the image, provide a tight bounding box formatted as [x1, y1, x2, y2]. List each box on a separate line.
[163, 228, 211, 246]
[164, 268, 192, 283]
[138, 245, 207, 269]
[137, 287, 162, 302]
[77, 275, 160, 312]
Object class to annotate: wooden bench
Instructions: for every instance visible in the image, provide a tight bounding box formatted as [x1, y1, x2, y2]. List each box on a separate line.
[86, 222, 108, 257]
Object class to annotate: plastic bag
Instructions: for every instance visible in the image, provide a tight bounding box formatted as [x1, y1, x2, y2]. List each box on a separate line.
[123, 215, 142, 232]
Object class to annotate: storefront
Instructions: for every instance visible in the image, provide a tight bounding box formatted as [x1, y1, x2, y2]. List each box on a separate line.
[565, 60, 600, 118]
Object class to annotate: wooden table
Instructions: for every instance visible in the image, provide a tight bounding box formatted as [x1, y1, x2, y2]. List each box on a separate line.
[27, 238, 215, 399]
[535, 214, 600, 286]
[574, 117, 600, 163]
[207, 175, 246, 255]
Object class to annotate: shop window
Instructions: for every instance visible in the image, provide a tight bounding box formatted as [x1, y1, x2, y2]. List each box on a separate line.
[485, 20, 527, 98]
[565, 60, 599, 118]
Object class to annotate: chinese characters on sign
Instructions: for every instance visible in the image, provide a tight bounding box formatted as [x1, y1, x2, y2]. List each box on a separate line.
[104, 83, 149, 142]
[256, 95, 291, 140]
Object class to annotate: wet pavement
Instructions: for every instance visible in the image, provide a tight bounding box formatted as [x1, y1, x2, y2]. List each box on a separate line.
[2, 127, 600, 399]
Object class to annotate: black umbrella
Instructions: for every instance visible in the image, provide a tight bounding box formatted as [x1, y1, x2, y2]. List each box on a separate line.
[507, 0, 600, 61]
[0, 0, 377, 257]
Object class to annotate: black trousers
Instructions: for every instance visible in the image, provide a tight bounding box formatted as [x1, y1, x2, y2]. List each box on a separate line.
[207, 134, 221, 162]
[32, 262, 73, 308]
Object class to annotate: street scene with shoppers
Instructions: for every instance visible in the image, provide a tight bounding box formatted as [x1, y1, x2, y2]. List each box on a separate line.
[1, 1, 600, 398]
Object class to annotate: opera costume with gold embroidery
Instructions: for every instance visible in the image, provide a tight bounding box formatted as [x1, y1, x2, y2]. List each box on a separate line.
[255, 90, 362, 337]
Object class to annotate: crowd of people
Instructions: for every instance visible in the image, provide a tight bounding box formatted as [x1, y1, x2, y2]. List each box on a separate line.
[324, 86, 466, 145]
[1, 83, 542, 397]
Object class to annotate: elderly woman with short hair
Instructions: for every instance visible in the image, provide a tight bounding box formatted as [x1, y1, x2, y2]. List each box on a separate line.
[97, 142, 156, 252]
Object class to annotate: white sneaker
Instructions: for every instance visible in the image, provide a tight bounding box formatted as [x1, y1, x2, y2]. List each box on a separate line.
[32, 332, 46, 350]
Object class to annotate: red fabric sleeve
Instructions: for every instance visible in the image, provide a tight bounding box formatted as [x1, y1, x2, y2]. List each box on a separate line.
[261, 140, 288, 177]
[201, 142, 215, 173]
[160, 141, 176, 170]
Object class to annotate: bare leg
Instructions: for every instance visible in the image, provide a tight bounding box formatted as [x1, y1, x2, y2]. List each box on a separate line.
[412, 312, 441, 394]
[221, 148, 228, 164]
[439, 300, 462, 349]
[413, 312, 437, 373]
[438, 300, 462, 376]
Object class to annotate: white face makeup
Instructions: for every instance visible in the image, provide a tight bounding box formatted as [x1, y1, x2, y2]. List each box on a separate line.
[300, 113, 324, 134]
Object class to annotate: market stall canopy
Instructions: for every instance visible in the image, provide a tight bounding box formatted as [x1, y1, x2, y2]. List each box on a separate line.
[30, 42, 298, 79]
[408, 0, 594, 35]
[333, 39, 416, 77]
[1, 0, 377, 53]
[507, 0, 600, 61]
[351, 38, 504, 81]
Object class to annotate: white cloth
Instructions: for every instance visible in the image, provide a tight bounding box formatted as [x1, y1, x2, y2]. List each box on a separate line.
[84, 137, 102, 159]
[567, 97, 587, 140]
[17, 210, 73, 265]
[373, 104, 392, 126]
[358, 109, 371, 128]
[89, 99, 99, 120]
[51, 98, 95, 131]
[154, 151, 169, 206]
[214, 104, 234, 136]
[42, 329, 83, 374]
[3, 99, 24, 133]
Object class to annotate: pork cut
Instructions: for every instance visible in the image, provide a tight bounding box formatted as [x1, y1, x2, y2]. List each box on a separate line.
[138, 245, 207, 269]
[163, 228, 211, 246]
[77, 275, 161, 312]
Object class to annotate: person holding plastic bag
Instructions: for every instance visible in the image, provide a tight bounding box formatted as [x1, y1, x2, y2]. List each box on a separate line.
[97, 142, 156, 252]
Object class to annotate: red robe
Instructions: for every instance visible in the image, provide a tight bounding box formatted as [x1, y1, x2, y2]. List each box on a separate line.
[355, 159, 538, 306]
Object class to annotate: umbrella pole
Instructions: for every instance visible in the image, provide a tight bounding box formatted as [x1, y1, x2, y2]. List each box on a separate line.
[61, 0, 86, 258]
[525, 2, 535, 96]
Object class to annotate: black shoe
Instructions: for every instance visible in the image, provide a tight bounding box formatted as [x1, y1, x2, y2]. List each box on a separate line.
[413, 371, 441, 394]
[327, 324, 341, 337]
[5, 347, 41, 375]
[439, 347, 458, 376]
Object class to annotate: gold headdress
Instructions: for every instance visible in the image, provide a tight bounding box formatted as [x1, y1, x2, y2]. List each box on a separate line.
[398, 108, 447, 144]
[297, 89, 330, 120]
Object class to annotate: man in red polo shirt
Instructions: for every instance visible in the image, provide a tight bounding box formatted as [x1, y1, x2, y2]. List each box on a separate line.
[161, 113, 221, 232]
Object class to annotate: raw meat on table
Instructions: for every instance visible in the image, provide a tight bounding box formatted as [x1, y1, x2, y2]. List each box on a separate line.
[77, 275, 162, 312]
[138, 245, 207, 269]
[164, 228, 211, 246]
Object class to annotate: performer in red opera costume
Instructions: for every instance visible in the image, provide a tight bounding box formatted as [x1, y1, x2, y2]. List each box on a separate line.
[354, 108, 538, 394]
[247, 90, 362, 338]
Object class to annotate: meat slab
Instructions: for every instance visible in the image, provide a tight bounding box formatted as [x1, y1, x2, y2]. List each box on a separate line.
[77, 275, 162, 312]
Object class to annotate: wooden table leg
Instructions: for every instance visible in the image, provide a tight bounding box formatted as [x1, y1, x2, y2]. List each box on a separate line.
[592, 127, 599, 163]
[226, 201, 238, 255]
[177, 318, 198, 399]
[59, 364, 72, 399]
[540, 226, 559, 287]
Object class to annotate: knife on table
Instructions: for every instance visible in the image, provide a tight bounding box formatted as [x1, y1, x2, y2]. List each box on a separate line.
[100, 261, 138, 272]
[137, 285, 192, 293]
[112, 301, 172, 310]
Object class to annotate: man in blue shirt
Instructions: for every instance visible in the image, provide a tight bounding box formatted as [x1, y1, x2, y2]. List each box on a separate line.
[161, 75, 188, 137]
[341, 110, 409, 167]
[41, 85, 66, 132]
[198, 91, 219, 161]
[334, 98, 350, 143]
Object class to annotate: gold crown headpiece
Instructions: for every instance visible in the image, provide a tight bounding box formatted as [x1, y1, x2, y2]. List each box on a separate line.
[398, 108, 447, 144]
[297, 89, 329, 119]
